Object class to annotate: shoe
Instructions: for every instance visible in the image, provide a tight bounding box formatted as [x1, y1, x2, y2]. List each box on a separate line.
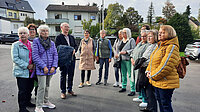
[68, 91, 77, 96]
[86, 81, 91, 86]
[19, 108, 29, 112]
[119, 83, 122, 88]
[61, 93, 66, 99]
[26, 102, 36, 107]
[113, 82, 119, 87]
[78, 83, 84, 88]
[104, 80, 107, 86]
[35, 107, 44, 112]
[139, 102, 148, 108]
[96, 81, 102, 85]
[119, 88, 126, 92]
[133, 97, 142, 102]
[42, 101, 56, 109]
[128, 91, 135, 96]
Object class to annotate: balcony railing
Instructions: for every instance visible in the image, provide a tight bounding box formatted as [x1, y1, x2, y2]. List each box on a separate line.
[45, 18, 69, 24]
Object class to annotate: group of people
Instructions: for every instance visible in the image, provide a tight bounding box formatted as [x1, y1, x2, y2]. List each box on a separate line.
[11, 22, 180, 112]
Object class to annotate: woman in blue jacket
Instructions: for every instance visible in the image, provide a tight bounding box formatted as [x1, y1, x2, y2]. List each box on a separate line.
[32, 25, 58, 112]
[11, 27, 35, 112]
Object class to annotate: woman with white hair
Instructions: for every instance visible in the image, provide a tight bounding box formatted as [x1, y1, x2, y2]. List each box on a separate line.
[112, 30, 123, 87]
[32, 25, 58, 112]
[11, 27, 35, 112]
[118, 28, 136, 96]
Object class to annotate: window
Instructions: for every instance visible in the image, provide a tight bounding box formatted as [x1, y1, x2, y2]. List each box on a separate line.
[14, 24, 19, 29]
[21, 13, 23, 16]
[55, 14, 62, 19]
[8, 12, 12, 16]
[74, 15, 81, 20]
[55, 26, 61, 32]
[14, 13, 17, 18]
[74, 26, 82, 33]
[90, 15, 96, 20]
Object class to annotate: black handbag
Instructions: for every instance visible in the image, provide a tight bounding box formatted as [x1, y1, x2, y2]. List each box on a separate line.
[113, 60, 121, 68]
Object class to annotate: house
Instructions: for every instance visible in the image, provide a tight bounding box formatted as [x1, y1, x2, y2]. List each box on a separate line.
[189, 17, 200, 35]
[0, 0, 35, 34]
[45, 2, 99, 38]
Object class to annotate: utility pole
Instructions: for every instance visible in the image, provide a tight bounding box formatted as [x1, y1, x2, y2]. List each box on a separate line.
[102, 0, 104, 30]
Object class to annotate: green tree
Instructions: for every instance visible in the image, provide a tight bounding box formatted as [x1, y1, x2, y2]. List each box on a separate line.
[90, 23, 100, 38]
[104, 3, 124, 29]
[162, 0, 176, 20]
[24, 17, 45, 26]
[167, 13, 193, 51]
[198, 8, 200, 21]
[147, 2, 155, 26]
[81, 19, 93, 31]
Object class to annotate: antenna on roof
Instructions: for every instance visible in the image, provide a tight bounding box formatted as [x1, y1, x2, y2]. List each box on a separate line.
[62, 2, 64, 5]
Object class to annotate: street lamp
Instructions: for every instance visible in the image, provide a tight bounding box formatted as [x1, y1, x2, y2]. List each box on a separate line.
[102, 0, 104, 30]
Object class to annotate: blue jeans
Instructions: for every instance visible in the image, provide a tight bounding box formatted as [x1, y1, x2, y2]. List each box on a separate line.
[114, 67, 122, 82]
[154, 87, 174, 112]
[98, 58, 109, 82]
[60, 60, 76, 93]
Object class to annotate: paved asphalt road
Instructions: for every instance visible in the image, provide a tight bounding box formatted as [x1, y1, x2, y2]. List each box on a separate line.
[0, 44, 200, 112]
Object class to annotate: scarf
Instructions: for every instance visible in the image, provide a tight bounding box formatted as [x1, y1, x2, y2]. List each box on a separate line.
[39, 36, 51, 50]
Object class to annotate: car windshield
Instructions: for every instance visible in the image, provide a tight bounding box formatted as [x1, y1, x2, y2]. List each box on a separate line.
[193, 42, 200, 45]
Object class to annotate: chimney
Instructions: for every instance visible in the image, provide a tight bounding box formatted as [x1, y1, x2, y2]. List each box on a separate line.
[62, 2, 64, 5]
[16, 0, 20, 2]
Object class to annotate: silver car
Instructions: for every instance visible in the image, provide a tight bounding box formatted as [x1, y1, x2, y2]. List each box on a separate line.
[184, 41, 200, 60]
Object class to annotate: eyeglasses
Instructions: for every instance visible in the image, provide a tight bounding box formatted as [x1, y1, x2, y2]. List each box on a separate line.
[41, 30, 49, 32]
[19, 32, 27, 35]
[141, 36, 147, 38]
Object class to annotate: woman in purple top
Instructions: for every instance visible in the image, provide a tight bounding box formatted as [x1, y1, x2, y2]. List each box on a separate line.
[32, 25, 58, 112]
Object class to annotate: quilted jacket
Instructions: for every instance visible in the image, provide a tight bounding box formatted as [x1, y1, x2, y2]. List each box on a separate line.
[146, 37, 180, 89]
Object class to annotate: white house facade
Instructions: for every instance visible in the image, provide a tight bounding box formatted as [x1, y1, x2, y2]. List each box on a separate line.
[45, 3, 99, 38]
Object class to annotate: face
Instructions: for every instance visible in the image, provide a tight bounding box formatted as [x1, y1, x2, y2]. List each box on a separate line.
[123, 31, 127, 39]
[147, 32, 155, 44]
[84, 31, 90, 38]
[141, 32, 147, 43]
[19, 31, 29, 42]
[29, 26, 36, 38]
[61, 24, 69, 34]
[158, 28, 168, 42]
[118, 32, 123, 40]
[40, 29, 49, 38]
[100, 31, 106, 38]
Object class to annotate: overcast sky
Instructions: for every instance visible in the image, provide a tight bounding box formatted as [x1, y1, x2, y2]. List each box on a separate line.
[28, 0, 200, 21]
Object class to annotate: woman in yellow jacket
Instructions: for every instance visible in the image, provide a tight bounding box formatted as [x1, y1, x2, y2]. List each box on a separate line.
[146, 25, 180, 112]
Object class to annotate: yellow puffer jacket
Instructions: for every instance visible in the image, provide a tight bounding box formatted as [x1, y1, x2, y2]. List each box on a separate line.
[146, 37, 180, 89]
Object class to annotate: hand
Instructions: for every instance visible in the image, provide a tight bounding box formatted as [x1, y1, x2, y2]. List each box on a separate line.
[120, 51, 127, 55]
[27, 64, 34, 70]
[115, 55, 119, 59]
[109, 58, 111, 63]
[72, 49, 75, 55]
[96, 56, 99, 62]
[50, 67, 55, 73]
[44, 67, 48, 74]
[131, 58, 135, 65]
[146, 72, 150, 78]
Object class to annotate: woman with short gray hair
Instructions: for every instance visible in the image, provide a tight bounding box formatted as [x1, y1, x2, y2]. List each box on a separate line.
[32, 25, 58, 112]
[11, 27, 35, 112]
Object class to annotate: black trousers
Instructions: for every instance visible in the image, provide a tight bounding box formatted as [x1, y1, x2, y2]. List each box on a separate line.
[146, 83, 157, 112]
[81, 70, 91, 83]
[16, 77, 34, 109]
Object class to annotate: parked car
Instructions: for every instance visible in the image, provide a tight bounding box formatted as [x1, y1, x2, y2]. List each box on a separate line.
[1, 34, 19, 44]
[184, 39, 200, 60]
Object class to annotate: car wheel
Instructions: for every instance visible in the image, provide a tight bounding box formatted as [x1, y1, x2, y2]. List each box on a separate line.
[2, 42, 5, 44]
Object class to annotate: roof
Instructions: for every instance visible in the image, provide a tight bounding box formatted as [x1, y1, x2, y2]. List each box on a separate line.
[0, 0, 35, 13]
[189, 17, 200, 26]
[46, 4, 99, 13]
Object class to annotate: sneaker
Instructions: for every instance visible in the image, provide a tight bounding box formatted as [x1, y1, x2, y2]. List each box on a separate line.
[119, 83, 122, 88]
[113, 82, 119, 87]
[61, 93, 66, 99]
[133, 98, 142, 102]
[43, 101, 56, 109]
[78, 83, 84, 88]
[96, 81, 102, 85]
[119, 88, 126, 92]
[128, 91, 135, 96]
[139, 102, 148, 108]
[35, 107, 44, 112]
[86, 81, 91, 86]
[68, 91, 77, 96]
[104, 80, 107, 86]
